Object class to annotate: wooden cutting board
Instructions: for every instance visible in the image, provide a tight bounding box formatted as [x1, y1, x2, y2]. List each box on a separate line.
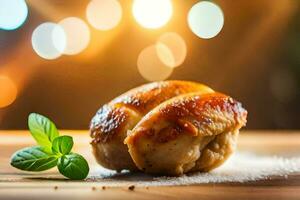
[0, 130, 300, 200]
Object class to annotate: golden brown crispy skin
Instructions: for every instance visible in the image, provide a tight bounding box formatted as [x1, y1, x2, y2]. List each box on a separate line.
[125, 93, 247, 175]
[90, 81, 214, 171]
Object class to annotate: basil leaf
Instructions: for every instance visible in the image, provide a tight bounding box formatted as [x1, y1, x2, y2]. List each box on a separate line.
[52, 136, 73, 155]
[10, 146, 58, 171]
[28, 113, 59, 150]
[57, 153, 89, 180]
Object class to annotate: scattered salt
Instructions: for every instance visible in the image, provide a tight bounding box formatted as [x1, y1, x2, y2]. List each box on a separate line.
[89, 152, 300, 186]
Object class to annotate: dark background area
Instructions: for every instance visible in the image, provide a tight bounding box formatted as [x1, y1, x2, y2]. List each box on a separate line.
[0, 0, 299, 130]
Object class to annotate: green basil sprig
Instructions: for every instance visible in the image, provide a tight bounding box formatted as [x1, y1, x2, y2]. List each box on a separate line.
[10, 113, 89, 180]
[11, 146, 58, 171]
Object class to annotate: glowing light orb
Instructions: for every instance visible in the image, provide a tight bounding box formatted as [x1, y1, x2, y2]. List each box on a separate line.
[156, 32, 187, 68]
[0, 0, 28, 30]
[188, 1, 224, 39]
[137, 45, 173, 81]
[86, 0, 122, 30]
[132, 0, 172, 29]
[57, 17, 90, 55]
[0, 76, 17, 108]
[32, 22, 66, 60]
[155, 44, 175, 69]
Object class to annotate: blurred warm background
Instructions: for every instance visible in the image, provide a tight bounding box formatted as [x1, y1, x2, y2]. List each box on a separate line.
[0, 0, 299, 130]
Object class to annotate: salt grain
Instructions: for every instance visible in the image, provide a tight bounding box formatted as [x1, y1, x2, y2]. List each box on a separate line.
[89, 152, 300, 186]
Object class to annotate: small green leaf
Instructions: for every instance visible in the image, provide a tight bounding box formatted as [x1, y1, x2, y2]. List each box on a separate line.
[10, 146, 58, 171]
[52, 136, 73, 155]
[28, 113, 59, 150]
[57, 153, 89, 180]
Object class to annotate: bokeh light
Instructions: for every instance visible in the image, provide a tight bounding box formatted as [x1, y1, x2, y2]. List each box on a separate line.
[188, 1, 224, 39]
[32, 22, 66, 60]
[155, 43, 175, 68]
[0, 76, 17, 108]
[132, 0, 172, 29]
[57, 17, 90, 55]
[86, 0, 122, 31]
[137, 45, 173, 81]
[156, 32, 187, 68]
[0, 0, 28, 30]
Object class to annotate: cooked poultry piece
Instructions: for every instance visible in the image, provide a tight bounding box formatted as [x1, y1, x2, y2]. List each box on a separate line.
[125, 92, 247, 175]
[90, 81, 214, 171]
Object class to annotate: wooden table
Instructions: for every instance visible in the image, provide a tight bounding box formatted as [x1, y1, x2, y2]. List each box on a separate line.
[1, 130, 300, 200]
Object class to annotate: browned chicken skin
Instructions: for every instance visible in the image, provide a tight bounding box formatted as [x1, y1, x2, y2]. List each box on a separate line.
[90, 81, 247, 175]
[125, 93, 247, 175]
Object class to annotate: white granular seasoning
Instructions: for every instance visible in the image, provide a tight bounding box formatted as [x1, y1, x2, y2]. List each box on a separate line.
[89, 152, 300, 186]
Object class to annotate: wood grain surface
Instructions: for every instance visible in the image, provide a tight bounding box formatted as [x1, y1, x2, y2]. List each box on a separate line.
[0, 130, 300, 200]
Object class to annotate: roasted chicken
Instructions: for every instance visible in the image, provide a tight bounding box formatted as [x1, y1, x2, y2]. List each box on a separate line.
[90, 81, 247, 175]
